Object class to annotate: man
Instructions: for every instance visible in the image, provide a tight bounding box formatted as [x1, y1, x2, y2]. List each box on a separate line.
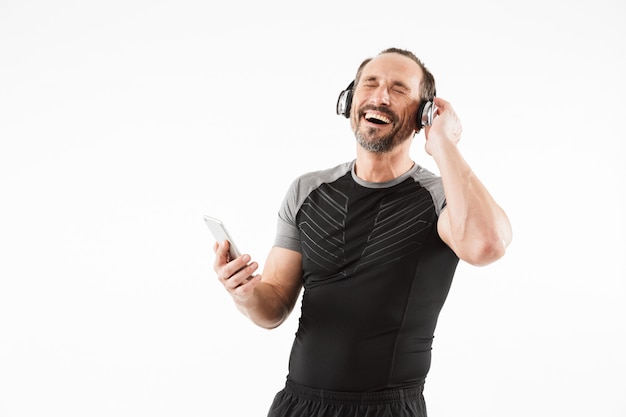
[213, 47, 512, 417]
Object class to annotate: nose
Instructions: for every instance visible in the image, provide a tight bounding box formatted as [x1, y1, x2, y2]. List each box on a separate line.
[369, 85, 390, 106]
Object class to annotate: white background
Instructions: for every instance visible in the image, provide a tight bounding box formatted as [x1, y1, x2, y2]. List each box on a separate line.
[1, 0, 625, 416]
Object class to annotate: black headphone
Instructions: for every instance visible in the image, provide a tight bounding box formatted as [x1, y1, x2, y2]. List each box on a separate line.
[336, 80, 436, 129]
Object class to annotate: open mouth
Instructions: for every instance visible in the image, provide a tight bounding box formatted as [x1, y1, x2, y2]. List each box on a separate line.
[364, 111, 392, 125]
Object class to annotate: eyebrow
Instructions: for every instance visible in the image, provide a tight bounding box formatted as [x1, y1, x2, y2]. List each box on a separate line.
[361, 76, 410, 90]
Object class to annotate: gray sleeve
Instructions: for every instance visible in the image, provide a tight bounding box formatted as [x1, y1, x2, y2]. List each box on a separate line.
[274, 217, 301, 252]
[414, 167, 446, 216]
[273, 177, 303, 252]
[272, 162, 353, 253]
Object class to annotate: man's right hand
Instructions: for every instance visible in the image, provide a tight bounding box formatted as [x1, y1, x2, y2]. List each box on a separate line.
[213, 241, 262, 304]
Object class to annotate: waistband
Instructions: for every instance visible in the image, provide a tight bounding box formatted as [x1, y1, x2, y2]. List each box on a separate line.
[284, 380, 424, 405]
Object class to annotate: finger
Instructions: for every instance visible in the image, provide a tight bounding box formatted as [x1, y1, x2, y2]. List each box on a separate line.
[231, 274, 262, 297]
[433, 97, 449, 108]
[213, 241, 231, 271]
[223, 253, 250, 275]
[224, 269, 258, 292]
[222, 260, 259, 289]
[215, 240, 230, 259]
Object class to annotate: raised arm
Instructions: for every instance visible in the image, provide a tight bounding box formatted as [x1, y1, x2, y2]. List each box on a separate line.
[425, 97, 512, 266]
[213, 242, 303, 329]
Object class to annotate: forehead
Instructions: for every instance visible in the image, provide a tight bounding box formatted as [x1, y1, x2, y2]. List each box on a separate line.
[360, 53, 423, 88]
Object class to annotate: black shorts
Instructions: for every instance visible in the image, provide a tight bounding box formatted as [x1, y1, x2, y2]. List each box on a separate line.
[267, 380, 427, 417]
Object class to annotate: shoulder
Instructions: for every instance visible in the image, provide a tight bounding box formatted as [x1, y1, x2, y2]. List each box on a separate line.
[294, 160, 353, 186]
[409, 165, 446, 215]
[286, 160, 353, 197]
[409, 164, 440, 183]
[278, 161, 353, 224]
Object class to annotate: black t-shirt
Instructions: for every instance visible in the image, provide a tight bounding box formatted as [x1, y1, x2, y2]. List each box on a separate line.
[274, 160, 459, 391]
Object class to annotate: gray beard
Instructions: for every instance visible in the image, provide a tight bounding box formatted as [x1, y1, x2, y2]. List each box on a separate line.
[352, 111, 414, 154]
[355, 130, 396, 153]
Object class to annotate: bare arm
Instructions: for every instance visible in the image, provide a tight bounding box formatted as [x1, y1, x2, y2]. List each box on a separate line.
[425, 97, 512, 266]
[213, 242, 303, 329]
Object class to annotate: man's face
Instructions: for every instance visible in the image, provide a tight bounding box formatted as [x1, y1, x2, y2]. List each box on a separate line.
[350, 53, 423, 153]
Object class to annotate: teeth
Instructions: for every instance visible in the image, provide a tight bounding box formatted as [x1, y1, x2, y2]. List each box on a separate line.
[365, 112, 391, 124]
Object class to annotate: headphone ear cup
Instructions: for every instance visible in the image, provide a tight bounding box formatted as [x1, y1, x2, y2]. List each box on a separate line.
[416, 89, 437, 130]
[416, 99, 435, 130]
[416, 101, 427, 128]
[336, 81, 355, 118]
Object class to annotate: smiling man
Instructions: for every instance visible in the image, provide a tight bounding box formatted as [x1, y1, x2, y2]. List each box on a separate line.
[352, 53, 429, 155]
[212, 47, 512, 417]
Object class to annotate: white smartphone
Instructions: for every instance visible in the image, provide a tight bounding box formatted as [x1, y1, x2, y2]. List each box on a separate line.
[203, 215, 242, 259]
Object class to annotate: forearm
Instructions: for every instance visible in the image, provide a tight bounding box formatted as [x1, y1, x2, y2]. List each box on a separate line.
[234, 281, 295, 329]
[434, 140, 512, 265]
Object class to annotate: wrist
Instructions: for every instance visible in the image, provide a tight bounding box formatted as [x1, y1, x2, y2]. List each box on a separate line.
[428, 135, 457, 161]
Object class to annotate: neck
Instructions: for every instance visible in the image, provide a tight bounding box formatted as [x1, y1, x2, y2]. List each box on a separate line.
[354, 146, 415, 183]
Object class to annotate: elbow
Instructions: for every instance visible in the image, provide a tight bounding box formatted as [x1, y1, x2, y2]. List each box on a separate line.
[448, 212, 512, 267]
[256, 316, 286, 330]
[249, 307, 290, 330]
[461, 235, 509, 267]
